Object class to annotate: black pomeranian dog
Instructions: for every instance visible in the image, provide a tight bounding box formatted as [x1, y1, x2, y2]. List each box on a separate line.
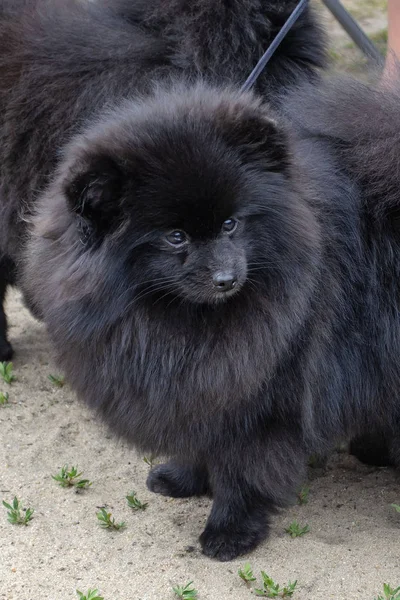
[0, 0, 326, 361]
[2, 0, 399, 562]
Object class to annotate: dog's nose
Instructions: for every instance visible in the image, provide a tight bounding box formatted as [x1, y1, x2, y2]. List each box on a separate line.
[212, 272, 237, 291]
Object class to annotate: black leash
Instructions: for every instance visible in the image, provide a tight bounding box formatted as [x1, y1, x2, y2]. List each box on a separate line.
[241, 0, 309, 93]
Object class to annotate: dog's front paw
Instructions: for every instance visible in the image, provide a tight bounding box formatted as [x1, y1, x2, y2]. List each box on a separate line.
[0, 340, 13, 362]
[147, 462, 208, 498]
[200, 524, 266, 561]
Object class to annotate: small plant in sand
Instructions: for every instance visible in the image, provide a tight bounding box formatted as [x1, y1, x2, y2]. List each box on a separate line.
[76, 590, 104, 600]
[96, 507, 125, 530]
[285, 521, 310, 538]
[173, 581, 198, 599]
[52, 465, 92, 490]
[3, 496, 34, 525]
[391, 504, 400, 513]
[126, 492, 148, 511]
[143, 455, 158, 469]
[239, 563, 257, 584]
[0, 361, 15, 384]
[239, 564, 297, 598]
[297, 485, 310, 505]
[48, 374, 65, 388]
[255, 573, 297, 598]
[374, 583, 400, 600]
[0, 391, 9, 405]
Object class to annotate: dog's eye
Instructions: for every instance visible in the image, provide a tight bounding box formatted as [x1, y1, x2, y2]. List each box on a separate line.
[166, 230, 187, 246]
[222, 218, 237, 233]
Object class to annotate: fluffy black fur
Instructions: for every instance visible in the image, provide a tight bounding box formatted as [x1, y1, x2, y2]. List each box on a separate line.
[282, 76, 400, 474]
[0, 0, 326, 360]
[1, 0, 399, 563]
[98, 0, 326, 97]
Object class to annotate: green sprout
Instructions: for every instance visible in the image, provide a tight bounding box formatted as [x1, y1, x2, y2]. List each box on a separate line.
[96, 507, 125, 530]
[238, 563, 257, 584]
[52, 465, 92, 490]
[143, 455, 158, 469]
[297, 485, 310, 505]
[374, 583, 400, 600]
[126, 492, 148, 511]
[76, 590, 104, 600]
[173, 582, 198, 599]
[0, 362, 15, 384]
[239, 566, 297, 598]
[3, 496, 34, 525]
[0, 391, 9, 405]
[391, 504, 400, 513]
[285, 521, 310, 538]
[255, 573, 297, 598]
[48, 374, 65, 388]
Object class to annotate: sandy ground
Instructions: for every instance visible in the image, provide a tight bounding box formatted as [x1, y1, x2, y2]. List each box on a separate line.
[1, 291, 399, 600]
[1, 2, 400, 599]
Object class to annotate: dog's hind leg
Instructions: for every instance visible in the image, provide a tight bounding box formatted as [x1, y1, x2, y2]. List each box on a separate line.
[388, 425, 400, 468]
[0, 255, 15, 361]
[349, 432, 394, 467]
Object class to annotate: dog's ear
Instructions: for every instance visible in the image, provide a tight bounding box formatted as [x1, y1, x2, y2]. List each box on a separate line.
[219, 107, 289, 170]
[64, 156, 124, 236]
